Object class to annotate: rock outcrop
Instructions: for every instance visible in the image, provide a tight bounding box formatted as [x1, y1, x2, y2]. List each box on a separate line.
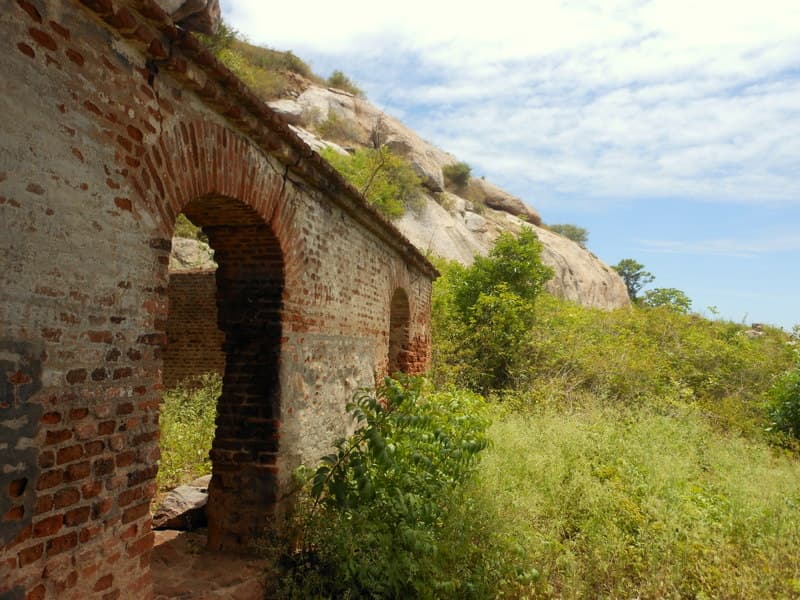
[394, 194, 630, 310]
[268, 82, 630, 310]
[154, 0, 220, 34]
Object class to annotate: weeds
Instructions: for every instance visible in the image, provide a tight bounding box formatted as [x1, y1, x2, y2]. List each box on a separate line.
[157, 373, 220, 490]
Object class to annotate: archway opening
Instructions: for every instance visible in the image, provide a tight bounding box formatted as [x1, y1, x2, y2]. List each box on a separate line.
[388, 288, 411, 375]
[160, 195, 284, 554]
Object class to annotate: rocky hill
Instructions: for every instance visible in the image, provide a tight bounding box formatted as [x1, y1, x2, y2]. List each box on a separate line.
[156, 0, 630, 310]
[267, 81, 629, 309]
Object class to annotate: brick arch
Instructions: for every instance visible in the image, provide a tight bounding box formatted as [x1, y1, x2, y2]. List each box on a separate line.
[129, 122, 299, 551]
[129, 120, 300, 255]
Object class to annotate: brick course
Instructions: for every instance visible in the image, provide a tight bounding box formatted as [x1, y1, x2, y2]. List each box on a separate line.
[0, 0, 435, 598]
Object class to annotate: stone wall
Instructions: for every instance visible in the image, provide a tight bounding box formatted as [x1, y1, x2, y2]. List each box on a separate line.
[163, 269, 225, 388]
[0, 1, 435, 598]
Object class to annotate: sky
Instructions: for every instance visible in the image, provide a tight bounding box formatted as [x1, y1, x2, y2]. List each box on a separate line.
[220, 0, 800, 330]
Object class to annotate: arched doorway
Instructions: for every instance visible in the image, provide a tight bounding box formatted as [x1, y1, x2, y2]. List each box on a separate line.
[387, 288, 411, 375]
[163, 195, 284, 552]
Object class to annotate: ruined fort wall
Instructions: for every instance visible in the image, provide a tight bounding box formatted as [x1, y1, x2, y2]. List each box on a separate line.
[0, 1, 433, 598]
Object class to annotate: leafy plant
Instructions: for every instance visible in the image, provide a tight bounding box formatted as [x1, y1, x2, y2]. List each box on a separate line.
[321, 146, 423, 218]
[442, 162, 472, 187]
[548, 223, 589, 247]
[768, 352, 800, 443]
[432, 229, 553, 392]
[280, 377, 490, 598]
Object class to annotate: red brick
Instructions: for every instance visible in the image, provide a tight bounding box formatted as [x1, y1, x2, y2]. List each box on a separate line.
[37, 470, 63, 490]
[46, 531, 78, 556]
[64, 505, 91, 526]
[57, 443, 84, 465]
[126, 531, 154, 557]
[25, 583, 45, 600]
[98, 420, 116, 435]
[82, 480, 103, 499]
[122, 501, 149, 524]
[41, 411, 62, 425]
[28, 27, 57, 51]
[3, 504, 25, 521]
[34, 495, 53, 515]
[93, 457, 115, 476]
[17, 0, 42, 22]
[69, 407, 89, 420]
[9, 477, 28, 497]
[66, 47, 84, 65]
[118, 486, 141, 507]
[93, 573, 114, 591]
[66, 368, 87, 384]
[17, 41, 35, 58]
[115, 450, 136, 468]
[38, 451, 55, 469]
[33, 514, 62, 537]
[45, 428, 72, 445]
[84, 439, 105, 455]
[65, 461, 91, 482]
[18, 542, 44, 566]
[53, 487, 80, 509]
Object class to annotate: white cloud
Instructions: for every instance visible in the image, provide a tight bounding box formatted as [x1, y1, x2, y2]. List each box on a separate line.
[637, 233, 800, 258]
[222, 0, 800, 207]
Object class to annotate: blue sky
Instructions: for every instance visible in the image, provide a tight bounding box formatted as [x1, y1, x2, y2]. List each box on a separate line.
[221, 0, 800, 330]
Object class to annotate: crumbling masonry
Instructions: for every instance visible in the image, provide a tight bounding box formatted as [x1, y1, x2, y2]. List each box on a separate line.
[0, 1, 436, 598]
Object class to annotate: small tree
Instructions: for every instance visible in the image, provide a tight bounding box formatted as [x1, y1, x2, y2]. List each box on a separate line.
[549, 224, 589, 248]
[641, 287, 692, 313]
[321, 146, 422, 219]
[612, 258, 655, 301]
[442, 162, 472, 187]
[433, 228, 553, 392]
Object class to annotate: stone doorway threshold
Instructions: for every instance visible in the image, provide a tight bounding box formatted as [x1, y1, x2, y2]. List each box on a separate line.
[151, 529, 274, 599]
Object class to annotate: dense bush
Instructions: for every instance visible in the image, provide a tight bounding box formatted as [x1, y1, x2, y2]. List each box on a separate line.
[157, 373, 220, 490]
[768, 351, 800, 443]
[321, 146, 423, 218]
[280, 377, 490, 599]
[432, 229, 553, 392]
[442, 161, 472, 187]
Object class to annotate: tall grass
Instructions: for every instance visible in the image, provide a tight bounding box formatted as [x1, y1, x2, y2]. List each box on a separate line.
[452, 404, 800, 598]
[157, 373, 220, 490]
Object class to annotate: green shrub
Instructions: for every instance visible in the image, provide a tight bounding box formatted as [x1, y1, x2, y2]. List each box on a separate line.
[315, 110, 362, 144]
[157, 373, 221, 490]
[280, 377, 490, 599]
[768, 352, 800, 442]
[548, 223, 588, 247]
[321, 146, 423, 218]
[326, 69, 364, 97]
[442, 161, 472, 187]
[432, 229, 553, 392]
[641, 287, 692, 313]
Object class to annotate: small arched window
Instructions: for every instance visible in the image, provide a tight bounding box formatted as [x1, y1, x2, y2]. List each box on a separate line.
[387, 288, 411, 375]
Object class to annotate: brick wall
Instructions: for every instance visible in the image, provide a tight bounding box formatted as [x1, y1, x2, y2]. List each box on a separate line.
[0, 1, 435, 598]
[163, 270, 225, 388]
